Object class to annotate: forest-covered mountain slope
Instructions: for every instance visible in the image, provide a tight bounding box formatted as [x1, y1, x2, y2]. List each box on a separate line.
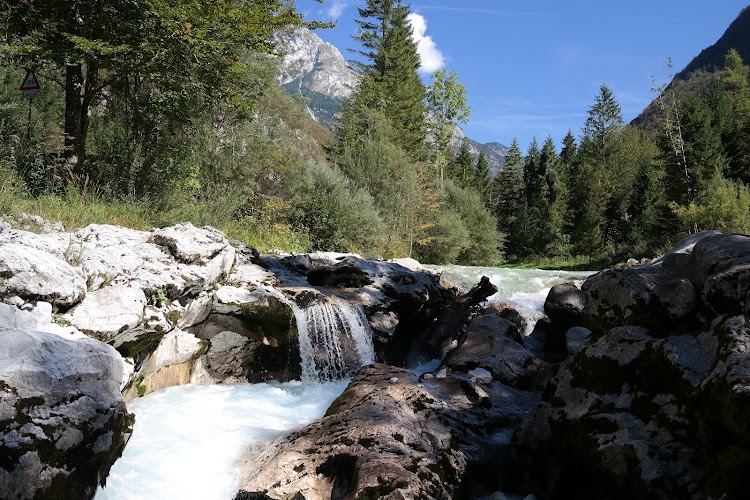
[632, 4, 750, 132]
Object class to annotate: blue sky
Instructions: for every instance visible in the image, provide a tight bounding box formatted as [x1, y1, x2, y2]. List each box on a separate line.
[298, 1, 749, 150]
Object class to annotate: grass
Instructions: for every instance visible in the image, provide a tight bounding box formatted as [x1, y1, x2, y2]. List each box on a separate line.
[0, 168, 312, 254]
[503, 255, 609, 272]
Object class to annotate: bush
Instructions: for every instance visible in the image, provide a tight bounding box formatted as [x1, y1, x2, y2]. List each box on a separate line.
[285, 162, 386, 254]
[671, 172, 750, 234]
[444, 181, 504, 265]
[415, 209, 469, 264]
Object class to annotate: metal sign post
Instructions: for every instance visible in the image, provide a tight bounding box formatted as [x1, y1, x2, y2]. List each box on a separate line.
[19, 70, 41, 140]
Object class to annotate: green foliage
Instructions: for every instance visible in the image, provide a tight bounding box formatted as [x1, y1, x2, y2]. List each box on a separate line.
[414, 209, 469, 265]
[672, 172, 750, 234]
[581, 83, 624, 161]
[444, 181, 503, 265]
[474, 151, 490, 200]
[426, 69, 470, 181]
[350, 0, 426, 156]
[448, 139, 475, 188]
[286, 162, 385, 254]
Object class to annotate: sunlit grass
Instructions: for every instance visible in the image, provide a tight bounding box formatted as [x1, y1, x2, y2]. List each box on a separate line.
[503, 255, 605, 271]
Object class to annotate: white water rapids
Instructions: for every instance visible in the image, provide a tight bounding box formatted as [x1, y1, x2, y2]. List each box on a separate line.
[431, 265, 592, 334]
[96, 267, 588, 499]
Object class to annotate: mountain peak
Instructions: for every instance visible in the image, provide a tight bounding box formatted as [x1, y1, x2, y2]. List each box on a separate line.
[274, 28, 359, 128]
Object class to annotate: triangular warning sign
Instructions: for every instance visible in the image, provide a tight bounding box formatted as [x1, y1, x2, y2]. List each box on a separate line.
[19, 71, 40, 91]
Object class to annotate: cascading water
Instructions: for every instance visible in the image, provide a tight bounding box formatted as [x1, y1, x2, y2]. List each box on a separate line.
[96, 270, 582, 499]
[293, 298, 375, 382]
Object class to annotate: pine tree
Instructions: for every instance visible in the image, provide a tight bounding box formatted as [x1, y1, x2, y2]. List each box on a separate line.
[350, 0, 426, 157]
[628, 162, 661, 249]
[523, 138, 542, 203]
[504, 138, 523, 168]
[492, 165, 525, 257]
[722, 49, 750, 185]
[475, 151, 491, 201]
[449, 139, 474, 189]
[560, 130, 578, 167]
[581, 83, 624, 163]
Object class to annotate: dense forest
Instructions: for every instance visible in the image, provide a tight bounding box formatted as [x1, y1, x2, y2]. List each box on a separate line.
[2, 0, 750, 268]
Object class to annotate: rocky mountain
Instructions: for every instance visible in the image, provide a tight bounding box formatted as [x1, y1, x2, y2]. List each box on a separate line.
[274, 28, 507, 174]
[449, 122, 509, 177]
[274, 28, 359, 129]
[632, 5, 750, 132]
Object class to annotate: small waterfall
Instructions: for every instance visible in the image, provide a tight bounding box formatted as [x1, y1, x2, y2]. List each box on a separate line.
[293, 299, 375, 382]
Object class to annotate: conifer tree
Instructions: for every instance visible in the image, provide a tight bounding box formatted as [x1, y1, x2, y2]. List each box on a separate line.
[350, 0, 426, 156]
[504, 138, 523, 168]
[523, 138, 543, 204]
[475, 151, 491, 201]
[581, 84, 624, 158]
[492, 165, 525, 257]
[449, 139, 474, 189]
[628, 162, 661, 249]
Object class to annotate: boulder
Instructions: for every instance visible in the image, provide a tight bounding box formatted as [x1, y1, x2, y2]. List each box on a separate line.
[149, 222, 228, 265]
[581, 268, 697, 334]
[0, 243, 86, 308]
[688, 232, 750, 314]
[0, 329, 133, 499]
[235, 365, 466, 500]
[124, 328, 211, 399]
[512, 316, 750, 499]
[482, 302, 528, 335]
[65, 285, 147, 340]
[543, 283, 587, 329]
[442, 315, 546, 390]
[564, 326, 593, 355]
[0, 302, 84, 339]
[236, 360, 544, 499]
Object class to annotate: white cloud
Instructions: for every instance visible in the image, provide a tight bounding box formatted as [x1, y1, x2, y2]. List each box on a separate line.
[407, 13, 445, 74]
[326, 1, 348, 20]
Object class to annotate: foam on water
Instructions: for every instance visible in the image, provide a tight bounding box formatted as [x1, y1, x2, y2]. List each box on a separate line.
[430, 265, 593, 334]
[96, 381, 347, 500]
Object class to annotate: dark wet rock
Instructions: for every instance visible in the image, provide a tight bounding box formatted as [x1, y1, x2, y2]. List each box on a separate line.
[235, 363, 543, 500]
[688, 233, 750, 315]
[307, 262, 373, 288]
[511, 315, 750, 499]
[582, 268, 697, 334]
[261, 252, 451, 364]
[0, 330, 133, 499]
[524, 318, 568, 364]
[564, 326, 593, 355]
[482, 302, 528, 335]
[543, 283, 587, 330]
[235, 365, 466, 499]
[441, 315, 546, 390]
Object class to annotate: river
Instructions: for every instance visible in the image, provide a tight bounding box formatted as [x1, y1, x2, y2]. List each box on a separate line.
[96, 266, 592, 499]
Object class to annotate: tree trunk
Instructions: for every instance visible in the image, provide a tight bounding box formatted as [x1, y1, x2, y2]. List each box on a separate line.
[64, 64, 84, 175]
[63, 63, 98, 178]
[422, 276, 498, 357]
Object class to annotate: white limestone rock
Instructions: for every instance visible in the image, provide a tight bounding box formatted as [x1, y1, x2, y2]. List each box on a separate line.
[149, 222, 228, 264]
[151, 328, 204, 372]
[0, 329, 133, 499]
[0, 302, 84, 339]
[227, 263, 279, 287]
[178, 292, 214, 329]
[66, 285, 147, 339]
[0, 243, 86, 307]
